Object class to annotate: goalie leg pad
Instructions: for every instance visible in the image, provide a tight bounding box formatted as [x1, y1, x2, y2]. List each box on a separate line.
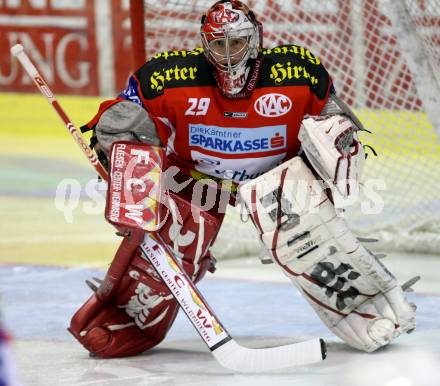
[239, 157, 416, 352]
[69, 251, 181, 358]
[69, 190, 224, 358]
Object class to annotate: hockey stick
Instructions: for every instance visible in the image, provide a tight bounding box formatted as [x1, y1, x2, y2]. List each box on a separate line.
[10, 44, 108, 180]
[141, 233, 326, 372]
[11, 44, 326, 372]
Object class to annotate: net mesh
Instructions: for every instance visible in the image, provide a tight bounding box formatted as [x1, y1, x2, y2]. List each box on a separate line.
[139, 0, 440, 257]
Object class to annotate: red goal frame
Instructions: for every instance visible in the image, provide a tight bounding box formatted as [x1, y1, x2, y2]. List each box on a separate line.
[129, 0, 147, 70]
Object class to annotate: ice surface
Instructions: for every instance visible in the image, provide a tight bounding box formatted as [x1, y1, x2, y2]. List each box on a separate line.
[0, 254, 439, 386]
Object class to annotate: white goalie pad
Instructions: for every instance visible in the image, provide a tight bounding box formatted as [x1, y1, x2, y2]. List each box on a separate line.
[239, 157, 416, 352]
[299, 114, 365, 197]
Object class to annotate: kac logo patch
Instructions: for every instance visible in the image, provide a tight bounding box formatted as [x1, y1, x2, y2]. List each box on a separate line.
[254, 93, 292, 117]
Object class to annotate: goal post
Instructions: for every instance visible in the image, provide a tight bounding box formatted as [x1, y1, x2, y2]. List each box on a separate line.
[129, 0, 440, 256]
[129, 0, 147, 70]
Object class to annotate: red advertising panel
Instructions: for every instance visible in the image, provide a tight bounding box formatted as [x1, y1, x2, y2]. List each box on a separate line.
[0, 0, 99, 95]
[0, 0, 438, 100]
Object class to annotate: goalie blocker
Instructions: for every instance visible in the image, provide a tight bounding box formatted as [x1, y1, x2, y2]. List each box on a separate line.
[239, 155, 416, 352]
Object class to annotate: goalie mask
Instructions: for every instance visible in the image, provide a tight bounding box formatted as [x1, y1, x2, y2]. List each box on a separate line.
[201, 0, 262, 97]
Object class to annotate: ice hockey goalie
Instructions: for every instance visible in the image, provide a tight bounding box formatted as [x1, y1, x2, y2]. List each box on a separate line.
[69, 0, 416, 358]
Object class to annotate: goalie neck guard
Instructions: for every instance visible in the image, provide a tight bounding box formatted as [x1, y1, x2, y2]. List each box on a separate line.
[200, 0, 262, 98]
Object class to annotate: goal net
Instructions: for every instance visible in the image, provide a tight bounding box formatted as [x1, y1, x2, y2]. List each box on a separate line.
[132, 0, 440, 257]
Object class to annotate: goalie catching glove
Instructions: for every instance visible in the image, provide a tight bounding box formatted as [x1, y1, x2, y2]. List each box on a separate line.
[239, 157, 416, 352]
[299, 114, 365, 197]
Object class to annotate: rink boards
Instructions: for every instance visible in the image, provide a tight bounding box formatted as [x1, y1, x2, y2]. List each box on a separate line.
[1, 92, 439, 265]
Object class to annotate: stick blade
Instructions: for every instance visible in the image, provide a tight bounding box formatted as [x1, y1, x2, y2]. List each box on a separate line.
[212, 338, 326, 373]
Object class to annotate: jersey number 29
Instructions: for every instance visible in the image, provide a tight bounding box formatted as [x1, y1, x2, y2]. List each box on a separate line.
[185, 97, 210, 116]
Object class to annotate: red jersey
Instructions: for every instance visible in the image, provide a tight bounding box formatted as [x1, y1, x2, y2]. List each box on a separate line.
[86, 45, 332, 184]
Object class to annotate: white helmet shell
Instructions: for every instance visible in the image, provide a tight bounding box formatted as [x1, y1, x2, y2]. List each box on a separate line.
[201, 1, 261, 95]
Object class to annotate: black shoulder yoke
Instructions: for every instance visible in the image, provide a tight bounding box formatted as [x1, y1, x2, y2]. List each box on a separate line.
[135, 47, 216, 100]
[257, 44, 331, 100]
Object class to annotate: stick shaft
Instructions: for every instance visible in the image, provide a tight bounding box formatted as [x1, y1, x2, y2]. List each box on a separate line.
[10, 44, 108, 181]
[140, 234, 231, 348]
